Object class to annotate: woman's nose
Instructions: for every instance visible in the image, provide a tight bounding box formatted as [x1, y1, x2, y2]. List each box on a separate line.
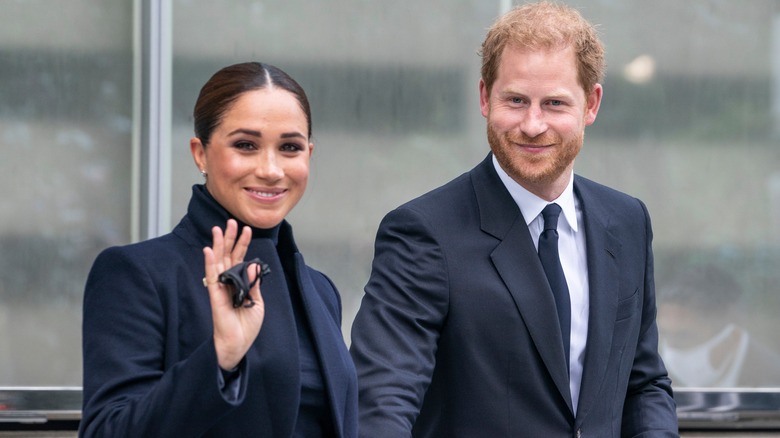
[255, 151, 284, 181]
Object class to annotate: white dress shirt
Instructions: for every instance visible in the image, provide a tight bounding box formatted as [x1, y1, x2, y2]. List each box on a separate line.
[492, 155, 590, 414]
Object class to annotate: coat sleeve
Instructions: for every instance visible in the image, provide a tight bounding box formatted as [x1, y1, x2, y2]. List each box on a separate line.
[349, 206, 449, 437]
[80, 246, 248, 438]
[621, 199, 679, 437]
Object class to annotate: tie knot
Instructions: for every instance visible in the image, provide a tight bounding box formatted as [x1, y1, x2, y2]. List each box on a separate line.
[541, 203, 562, 232]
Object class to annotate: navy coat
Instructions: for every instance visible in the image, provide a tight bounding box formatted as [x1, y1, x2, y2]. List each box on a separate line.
[81, 185, 357, 437]
[350, 154, 678, 437]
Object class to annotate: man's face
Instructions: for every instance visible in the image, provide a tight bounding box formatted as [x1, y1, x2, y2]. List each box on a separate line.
[480, 45, 602, 200]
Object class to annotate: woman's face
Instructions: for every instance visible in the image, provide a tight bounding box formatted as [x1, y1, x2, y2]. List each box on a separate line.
[190, 88, 313, 229]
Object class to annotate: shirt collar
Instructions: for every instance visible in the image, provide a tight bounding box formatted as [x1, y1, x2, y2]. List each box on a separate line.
[492, 155, 578, 232]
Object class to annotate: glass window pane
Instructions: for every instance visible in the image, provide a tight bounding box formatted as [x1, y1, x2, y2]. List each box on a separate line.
[0, 0, 134, 386]
[3, 0, 777, 426]
[171, 0, 780, 394]
[566, 0, 780, 389]
[170, 0, 497, 345]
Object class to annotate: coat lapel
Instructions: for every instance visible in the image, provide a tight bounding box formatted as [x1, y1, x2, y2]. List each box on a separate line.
[245, 238, 300, 436]
[571, 177, 621, 420]
[294, 253, 352, 437]
[472, 155, 573, 412]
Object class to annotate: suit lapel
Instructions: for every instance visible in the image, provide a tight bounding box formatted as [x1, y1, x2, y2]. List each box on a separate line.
[571, 177, 621, 420]
[472, 155, 573, 412]
[491, 233, 574, 411]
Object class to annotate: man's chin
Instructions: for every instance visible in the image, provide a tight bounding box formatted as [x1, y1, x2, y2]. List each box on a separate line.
[501, 160, 558, 186]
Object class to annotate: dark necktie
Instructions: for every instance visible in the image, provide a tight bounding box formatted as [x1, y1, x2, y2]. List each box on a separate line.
[538, 203, 571, 368]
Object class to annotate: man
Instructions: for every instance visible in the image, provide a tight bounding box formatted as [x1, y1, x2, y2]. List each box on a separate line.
[350, 1, 678, 436]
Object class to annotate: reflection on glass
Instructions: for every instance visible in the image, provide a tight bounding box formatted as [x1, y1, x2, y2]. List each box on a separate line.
[0, 0, 779, 395]
[0, 1, 133, 385]
[658, 263, 780, 387]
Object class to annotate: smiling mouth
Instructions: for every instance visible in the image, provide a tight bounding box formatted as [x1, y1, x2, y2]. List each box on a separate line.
[515, 142, 553, 150]
[247, 188, 284, 198]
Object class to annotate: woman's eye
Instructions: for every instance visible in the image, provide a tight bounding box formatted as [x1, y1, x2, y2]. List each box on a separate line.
[234, 141, 256, 151]
[280, 143, 303, 152]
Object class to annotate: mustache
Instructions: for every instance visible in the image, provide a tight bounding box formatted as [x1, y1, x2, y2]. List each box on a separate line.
[503, 131, 562, 146]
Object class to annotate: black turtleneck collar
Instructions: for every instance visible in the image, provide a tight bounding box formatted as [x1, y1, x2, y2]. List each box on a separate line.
[186, 184, 284, 247]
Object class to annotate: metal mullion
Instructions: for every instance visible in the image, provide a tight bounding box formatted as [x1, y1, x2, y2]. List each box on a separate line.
[133, 0, 172, 242]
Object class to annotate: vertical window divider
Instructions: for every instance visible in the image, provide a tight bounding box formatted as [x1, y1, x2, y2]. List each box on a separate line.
[133, 0, 172, 241]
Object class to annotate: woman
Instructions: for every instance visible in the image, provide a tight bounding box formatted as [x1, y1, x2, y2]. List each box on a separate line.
[80, 62, 357, 437]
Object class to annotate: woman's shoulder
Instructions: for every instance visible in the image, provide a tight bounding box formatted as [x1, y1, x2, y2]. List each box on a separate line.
[85, 232, 204, 315]
[90, 232, 200, 280]
[100, 232, 189, 260]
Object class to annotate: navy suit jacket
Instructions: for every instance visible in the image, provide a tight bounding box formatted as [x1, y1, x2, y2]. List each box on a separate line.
[81, 185, 357, 437]
[350, 154, 677, 437]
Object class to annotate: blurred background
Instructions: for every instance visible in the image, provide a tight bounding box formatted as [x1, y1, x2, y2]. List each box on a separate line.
[1, 0, 779, 396]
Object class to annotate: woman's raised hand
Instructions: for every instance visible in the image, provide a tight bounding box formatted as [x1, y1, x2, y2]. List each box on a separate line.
[203, 219, 265, 370]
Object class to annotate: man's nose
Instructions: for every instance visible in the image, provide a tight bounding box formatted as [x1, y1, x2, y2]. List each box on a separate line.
[519, 105, 548, 138]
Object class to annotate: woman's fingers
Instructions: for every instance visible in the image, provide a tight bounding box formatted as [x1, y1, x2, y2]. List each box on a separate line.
[204, 220, 267, 370]
[203, 246, 217, 285]
[232, 225, 251, 266]
[221, 220, 238, 267]
[210, 225, 225, 273]
[203, 245, 232, 311]
[219, 220, 251, 267]
[207, 220, 256, 308]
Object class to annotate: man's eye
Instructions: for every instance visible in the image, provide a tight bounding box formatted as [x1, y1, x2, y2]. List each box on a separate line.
[549, 100, 563, 106]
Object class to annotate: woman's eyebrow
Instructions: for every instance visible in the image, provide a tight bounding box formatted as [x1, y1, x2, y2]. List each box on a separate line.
[280, 132, 306, 139]
[227, 128, 262, 137]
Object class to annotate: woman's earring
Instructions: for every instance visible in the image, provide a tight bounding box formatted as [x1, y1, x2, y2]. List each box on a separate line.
[200, 169, 207, 177]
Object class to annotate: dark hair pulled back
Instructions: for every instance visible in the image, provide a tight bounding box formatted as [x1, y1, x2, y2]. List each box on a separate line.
[193, 62, 312, 145]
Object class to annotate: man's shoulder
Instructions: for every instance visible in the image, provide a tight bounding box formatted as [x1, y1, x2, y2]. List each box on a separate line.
[405, 171, 472, 207]
[574, 174, 652, 231]
[399, 156, 495, 211]
[374, 167, 483, 237]
[574, 174, 645, 207]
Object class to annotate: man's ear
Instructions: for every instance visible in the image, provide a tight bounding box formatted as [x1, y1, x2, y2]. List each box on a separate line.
[584, 83, 603, 126]
[479, 78, 490, 118]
